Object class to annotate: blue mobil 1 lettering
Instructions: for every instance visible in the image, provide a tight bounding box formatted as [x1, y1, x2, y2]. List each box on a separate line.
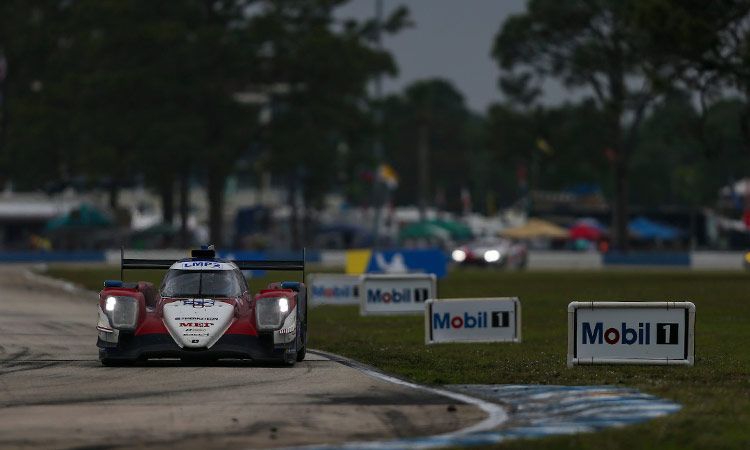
[582, 322, 679, 345]
[312, 286, 352, 299]
[433, 311, 509, 329]
[367, 288, 429, 304]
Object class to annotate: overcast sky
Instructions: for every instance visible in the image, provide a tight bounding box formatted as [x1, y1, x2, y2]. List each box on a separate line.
[336, 0, 534, 113]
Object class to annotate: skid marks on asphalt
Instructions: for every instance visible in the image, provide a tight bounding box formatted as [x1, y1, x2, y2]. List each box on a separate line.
[293, 384, 681, 449]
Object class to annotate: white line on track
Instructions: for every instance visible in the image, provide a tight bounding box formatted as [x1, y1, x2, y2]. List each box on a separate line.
[298, 350, 509, 450]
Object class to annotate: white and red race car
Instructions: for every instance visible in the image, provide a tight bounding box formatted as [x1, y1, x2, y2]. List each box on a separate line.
[96, 248, 307, 366]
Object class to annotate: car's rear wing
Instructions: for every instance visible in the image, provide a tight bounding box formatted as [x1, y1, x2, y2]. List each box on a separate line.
[119, 247, 306, 281]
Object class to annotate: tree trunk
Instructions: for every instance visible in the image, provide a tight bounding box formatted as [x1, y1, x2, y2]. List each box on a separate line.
[288, 175, 300, 249]
[207, 171, 225, 248]
[740, 94, 750, 154]
[179, 171, 189, 247]
[612, 155, 629, 251]
[417, 123, 429, 221]
[109, 147, 125, 210]
[0, 62, 8, 187]
[108, 181, 119, 210]
[160, 176, 174, 225]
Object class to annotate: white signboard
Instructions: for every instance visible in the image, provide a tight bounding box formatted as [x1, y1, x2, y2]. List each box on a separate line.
[568, 301, 695, 367]
[359, 273, 436, 316]
[307, 273, 359, 306]
[425, 298, 521, 344]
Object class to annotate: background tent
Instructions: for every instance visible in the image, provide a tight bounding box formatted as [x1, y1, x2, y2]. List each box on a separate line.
[45, 204, 112, 231]
[569, 217, 607, 241]
[628, 216, 684, 240]
[426, 219, 473, 240]
[399, 222, 452, 241]
[500, 218, 568, 239]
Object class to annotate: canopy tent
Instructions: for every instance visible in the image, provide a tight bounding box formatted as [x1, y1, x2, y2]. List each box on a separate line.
[45, 204, 113, 231]
[569, 217, 608, 241]
[399, 219, 473, 242]
[628, 216, 684, 241]
[399, 222, 452, 241]
[426, 219, 473, 240]
[500, 218, 568, 239]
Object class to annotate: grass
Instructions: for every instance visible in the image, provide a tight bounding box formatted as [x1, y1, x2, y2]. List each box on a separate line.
[46, 266, 750, 449]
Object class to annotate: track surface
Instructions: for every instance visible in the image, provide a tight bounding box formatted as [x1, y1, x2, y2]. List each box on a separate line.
[0, 267, 485, 449]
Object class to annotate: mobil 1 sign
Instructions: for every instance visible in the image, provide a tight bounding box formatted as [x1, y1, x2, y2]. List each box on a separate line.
[568, 301, 695, 367]
[307, 273, 359, 306]
[426, 298, 521, 344]
[360, 273, 436, 315]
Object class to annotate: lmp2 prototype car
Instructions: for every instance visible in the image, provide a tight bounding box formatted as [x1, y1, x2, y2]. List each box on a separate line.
[96, 248, 307, 366]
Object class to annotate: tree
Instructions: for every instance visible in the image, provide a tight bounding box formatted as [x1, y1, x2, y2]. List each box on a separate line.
[380, 79, 486, 214]
[486, 99, 611, 205]
[249, 0, 408, 246]
[632, 1, 750, 150]
[0, 1, 85, 190]
[68, 0, 257, 244]
[493, 0, 666, 249]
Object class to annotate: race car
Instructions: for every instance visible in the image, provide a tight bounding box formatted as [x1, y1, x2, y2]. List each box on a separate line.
[96, 247, 307, 366]
[451, 237, 528, 269]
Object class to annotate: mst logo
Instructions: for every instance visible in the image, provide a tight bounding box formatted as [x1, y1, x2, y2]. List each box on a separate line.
[582, 322, 679, 345]
[178, 322, 214, 328]
[433, 311, 510, 329]
[366, 288, 429, 304]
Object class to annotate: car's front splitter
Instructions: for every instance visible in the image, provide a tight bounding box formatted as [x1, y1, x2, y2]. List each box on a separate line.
[97, 332, 292, 362]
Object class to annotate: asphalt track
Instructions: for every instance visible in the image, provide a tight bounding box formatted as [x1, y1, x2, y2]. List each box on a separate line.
[0, 267, 487, 449]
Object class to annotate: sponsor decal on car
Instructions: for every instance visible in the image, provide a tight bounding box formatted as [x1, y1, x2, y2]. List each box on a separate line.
[163, 297, 234, 348]
[178, 322, 215, 328]
[182, 261, 223, 269]
[173, 316, 219, 321]
[182, 299, 215, 308]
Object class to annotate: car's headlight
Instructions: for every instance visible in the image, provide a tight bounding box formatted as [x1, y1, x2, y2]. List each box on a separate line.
[484, 250, 501, 263]
[256, 297, 292, 331]
[104, 296, 139, 330]
[452, 249, 467, 262]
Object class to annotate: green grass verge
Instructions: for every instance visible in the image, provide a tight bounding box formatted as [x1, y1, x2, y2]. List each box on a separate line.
[46, 266, 750, 449]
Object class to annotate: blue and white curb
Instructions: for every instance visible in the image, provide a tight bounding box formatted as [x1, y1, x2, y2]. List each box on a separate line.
[298, 352, 681, 449]
[450, 384, 681, 440]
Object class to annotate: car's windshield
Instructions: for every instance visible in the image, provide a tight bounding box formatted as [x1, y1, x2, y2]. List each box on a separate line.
[160, 269, 244, 298]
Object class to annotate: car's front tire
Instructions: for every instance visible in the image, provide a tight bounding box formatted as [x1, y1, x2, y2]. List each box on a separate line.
[100, 358, 133, 367]
[296, 345, 306, 362]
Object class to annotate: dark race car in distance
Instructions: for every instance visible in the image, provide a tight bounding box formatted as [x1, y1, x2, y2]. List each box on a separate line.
[96, 248, 307, 366]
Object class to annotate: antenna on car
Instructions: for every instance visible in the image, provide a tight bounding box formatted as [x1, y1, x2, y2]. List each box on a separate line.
[302, 247, 306, 284]
[120, 246, 125, 281]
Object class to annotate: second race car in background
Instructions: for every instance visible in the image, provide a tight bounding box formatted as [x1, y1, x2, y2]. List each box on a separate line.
[451, 237, 528, 269]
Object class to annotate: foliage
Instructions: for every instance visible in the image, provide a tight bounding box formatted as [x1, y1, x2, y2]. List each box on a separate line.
[493, 0, 671, 248]
[4, 0, 750, 232]
[381, 78, 488, 212]
[0, 0, 409, 245]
